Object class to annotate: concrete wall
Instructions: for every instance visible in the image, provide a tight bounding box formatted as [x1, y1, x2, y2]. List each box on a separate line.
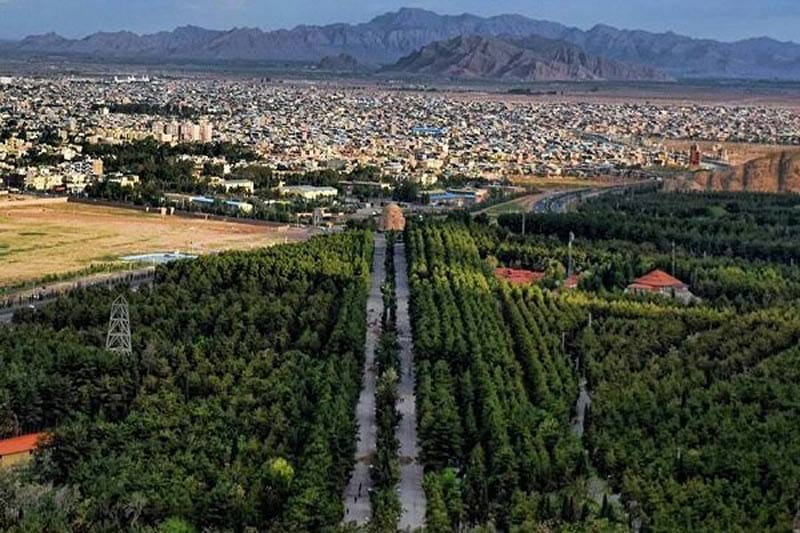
[0, 196, 69, 209]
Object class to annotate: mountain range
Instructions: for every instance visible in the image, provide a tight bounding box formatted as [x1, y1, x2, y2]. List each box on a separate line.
[3, 8, 800, 80]
[385, 35, 669, 82]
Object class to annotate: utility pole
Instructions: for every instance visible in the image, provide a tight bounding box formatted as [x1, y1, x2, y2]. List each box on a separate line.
[521, 211, 526, 236]
[106, 295, 132, 356]
[671, 241, 676, 277]
[568, 231, 575, 277]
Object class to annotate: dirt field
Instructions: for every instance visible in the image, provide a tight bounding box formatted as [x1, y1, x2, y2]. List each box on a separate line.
[0, 201, 310, 287]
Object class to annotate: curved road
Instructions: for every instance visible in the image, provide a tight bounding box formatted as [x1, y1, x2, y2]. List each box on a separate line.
[0, 269, 155, 325]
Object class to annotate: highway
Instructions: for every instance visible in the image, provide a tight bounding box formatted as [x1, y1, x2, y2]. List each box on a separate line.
[531, 180, 659, 214]
[0, 269, 154, 326]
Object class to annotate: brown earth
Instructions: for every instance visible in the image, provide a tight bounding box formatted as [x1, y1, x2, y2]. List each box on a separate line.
[0, 202, 311, 287]
[692, 150, 800, 193]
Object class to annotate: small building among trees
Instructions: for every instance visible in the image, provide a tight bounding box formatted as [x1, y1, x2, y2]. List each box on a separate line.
[627, 269, 698, 304]
[0, 433, 47, 469]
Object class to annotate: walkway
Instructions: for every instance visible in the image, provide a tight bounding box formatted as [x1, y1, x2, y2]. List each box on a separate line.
[343, 232, 386, 525]
[394, 240, 426, 531]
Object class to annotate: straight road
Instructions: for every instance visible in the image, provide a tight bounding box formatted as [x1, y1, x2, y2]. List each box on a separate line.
[394, 240, 426, 531]
[343, 233, 386, 525]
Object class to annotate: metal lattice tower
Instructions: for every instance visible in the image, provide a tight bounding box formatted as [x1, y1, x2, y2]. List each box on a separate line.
[106, 296, 132, 356]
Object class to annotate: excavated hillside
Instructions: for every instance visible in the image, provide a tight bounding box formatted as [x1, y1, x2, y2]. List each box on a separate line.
[694, 151, 800, 193]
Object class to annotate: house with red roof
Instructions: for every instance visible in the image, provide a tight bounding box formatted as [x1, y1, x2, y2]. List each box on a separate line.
[0, 433, 47, 469]
[626, 269, 698, 303]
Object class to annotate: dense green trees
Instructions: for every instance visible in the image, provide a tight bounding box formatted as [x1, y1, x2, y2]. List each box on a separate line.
[406, 205, 800, 531]
[493, 192, 800, 310]
[579, 304, 800, 530]
[1, 231, 373, 531]
[370, 233, 402, 531]
[500, 191, 800, 263]
[407, 222, 588, 530]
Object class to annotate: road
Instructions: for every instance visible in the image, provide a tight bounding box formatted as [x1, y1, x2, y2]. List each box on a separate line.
[394, 240, 426, 531]
[571, 376, 592, 438]
[343, 232, 386, 525]
[473, 192, 555, 218]
[0, 269, 155, 326]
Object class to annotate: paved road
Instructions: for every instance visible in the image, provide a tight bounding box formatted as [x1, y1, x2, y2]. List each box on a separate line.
[0, 269, 154, 326]
[394, 241, 426, 531]
[343, 233, 386, 525]
[473, 192, 556, 217]
[571, 376, 592, 438]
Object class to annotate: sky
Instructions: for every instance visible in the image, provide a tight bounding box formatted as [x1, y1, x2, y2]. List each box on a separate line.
[0, 0, 799, 43]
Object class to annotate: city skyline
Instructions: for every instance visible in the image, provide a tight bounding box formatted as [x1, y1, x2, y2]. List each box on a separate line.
[0, 0, 799, 43]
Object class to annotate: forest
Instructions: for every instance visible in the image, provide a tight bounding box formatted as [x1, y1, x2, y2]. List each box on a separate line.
[404, 192, 800, 531]
[1, 189, 799, 532]
[0, 231, 373, 532]
[493, 191, 800, 311]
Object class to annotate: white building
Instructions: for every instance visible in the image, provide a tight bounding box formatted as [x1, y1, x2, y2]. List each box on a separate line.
[277, 184, 338, 200]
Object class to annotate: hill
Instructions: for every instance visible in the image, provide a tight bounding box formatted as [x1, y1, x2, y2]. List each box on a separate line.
[384, 34, 668, 81]
[694, 151, 800, 193]
[317, 53, 362, 72]
[5, 8, 800, 79]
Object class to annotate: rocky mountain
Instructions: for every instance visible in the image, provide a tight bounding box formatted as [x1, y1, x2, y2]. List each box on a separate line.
[317, 53, 362, 72]
[6, 8, 800, 79]
[693, 151, 800, 193]
[385, 35, 668, 81]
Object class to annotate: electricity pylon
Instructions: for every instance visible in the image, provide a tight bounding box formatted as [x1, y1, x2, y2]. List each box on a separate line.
[106, 296, 132, 356]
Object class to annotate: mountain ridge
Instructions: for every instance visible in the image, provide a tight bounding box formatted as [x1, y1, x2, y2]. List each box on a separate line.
[384, 34, 669, 82]
[4, 8, 800, 79]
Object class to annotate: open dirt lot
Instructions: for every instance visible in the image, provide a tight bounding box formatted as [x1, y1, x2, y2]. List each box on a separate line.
[0, 200, 310, 287]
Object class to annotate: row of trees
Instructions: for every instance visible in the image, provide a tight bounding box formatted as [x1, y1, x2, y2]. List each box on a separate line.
[1, 231, 374, 531]
[406, 210, 800, 530]
[370, 233, 402, 530]
[499, 191, 800, 263]
[406, 222, 611, 530]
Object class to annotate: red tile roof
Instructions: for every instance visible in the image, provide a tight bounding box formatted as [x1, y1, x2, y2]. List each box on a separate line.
[494, 267, 545, 285]
[629, 269, 687, 290]
[0, 433, 46, 456]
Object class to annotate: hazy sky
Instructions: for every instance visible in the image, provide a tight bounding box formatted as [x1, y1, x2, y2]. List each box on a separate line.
[1, 0, 799, 42]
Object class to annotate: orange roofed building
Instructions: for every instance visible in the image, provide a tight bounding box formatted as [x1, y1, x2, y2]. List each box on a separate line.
[627, 269, 698, 303]
[0, 433, 47, 469]
[494, 268, 545, 285]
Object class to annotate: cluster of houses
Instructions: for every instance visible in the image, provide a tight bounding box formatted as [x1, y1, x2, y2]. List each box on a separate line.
[495, 266, 697, 303]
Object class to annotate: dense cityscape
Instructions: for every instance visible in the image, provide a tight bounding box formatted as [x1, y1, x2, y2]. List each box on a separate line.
[2, 76, 800, 202]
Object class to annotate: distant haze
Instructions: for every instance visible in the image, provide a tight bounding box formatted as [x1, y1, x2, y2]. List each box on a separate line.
[0, 0, 799, 43]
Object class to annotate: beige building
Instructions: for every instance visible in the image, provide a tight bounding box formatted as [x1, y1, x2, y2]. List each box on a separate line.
[379, 203, 406, 232]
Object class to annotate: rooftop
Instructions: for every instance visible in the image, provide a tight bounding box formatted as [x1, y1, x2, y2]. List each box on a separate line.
[0, 433, 46, 456]
[629, 269, 687, 290]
